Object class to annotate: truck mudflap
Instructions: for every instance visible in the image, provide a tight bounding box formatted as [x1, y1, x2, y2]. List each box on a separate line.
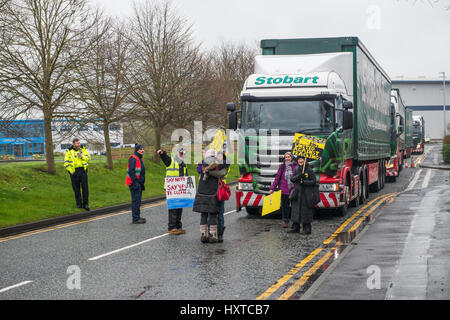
[316, 192, 342, 208]
[236, 190, 264, 209]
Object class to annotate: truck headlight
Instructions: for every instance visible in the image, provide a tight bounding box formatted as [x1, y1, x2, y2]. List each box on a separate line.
[319, 183, 339, 192]
[238, 182, 253, 191]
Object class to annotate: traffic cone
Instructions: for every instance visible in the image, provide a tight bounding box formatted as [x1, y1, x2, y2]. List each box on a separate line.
[411, 156, 415, 168]
[405, 159, 409, 168]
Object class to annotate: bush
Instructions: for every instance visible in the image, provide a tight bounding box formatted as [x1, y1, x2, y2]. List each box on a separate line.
[444, 135, 450, 145]
[443, 137, 450, 164]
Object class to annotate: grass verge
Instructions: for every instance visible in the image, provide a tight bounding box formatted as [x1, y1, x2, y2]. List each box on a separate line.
[0, 158, 239, 228]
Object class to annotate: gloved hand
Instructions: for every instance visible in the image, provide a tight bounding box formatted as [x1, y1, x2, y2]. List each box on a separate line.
[140, 183, 146, 191]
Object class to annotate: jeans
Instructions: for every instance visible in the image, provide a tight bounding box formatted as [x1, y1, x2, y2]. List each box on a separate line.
[130, 185, 143, 222]
[281, 193, 291, 223]
[70, 168, 88, 207]
[208, 201, 224, 229]
[168, 208, 183, 230]
[202, 212, 217, 225]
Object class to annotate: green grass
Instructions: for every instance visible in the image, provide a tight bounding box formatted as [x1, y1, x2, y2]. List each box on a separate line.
[0, 159, 239, 228]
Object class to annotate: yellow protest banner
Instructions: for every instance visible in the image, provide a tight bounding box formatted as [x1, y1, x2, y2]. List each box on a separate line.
[262, 190, 281, 216]
[209, 129, 226, 152]
[292, 133, 326, 160]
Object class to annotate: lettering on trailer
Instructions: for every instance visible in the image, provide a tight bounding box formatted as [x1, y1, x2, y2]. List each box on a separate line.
[254, 75, 320, 86]
[292, 133, 327, 160]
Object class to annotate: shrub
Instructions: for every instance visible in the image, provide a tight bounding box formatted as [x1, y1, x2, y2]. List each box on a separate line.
[443, 142, 450, 164]
[444, 135, 450, 145]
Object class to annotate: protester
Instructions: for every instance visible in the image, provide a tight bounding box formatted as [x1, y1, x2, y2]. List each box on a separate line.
[64, 138, 91, 211]
[269, 152, 298, 228]
[197, 148, 230, 242]
[193, 149, 225, 243]
[288, 156, 317, 234]
[157, 147, 188, 235]
[126, 144, 146, 224]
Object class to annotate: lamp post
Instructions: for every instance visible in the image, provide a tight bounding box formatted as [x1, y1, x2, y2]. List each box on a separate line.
[440, 72, 447, 137]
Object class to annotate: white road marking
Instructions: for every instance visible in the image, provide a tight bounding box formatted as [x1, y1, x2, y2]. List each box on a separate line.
[89, 209, 238, 261]
[89, 233, 170, 261]
[405, 169, 422, 191]
[224, 210, 236, 216]
[421, 170, 432, 189]
[0, 281, 33, 294]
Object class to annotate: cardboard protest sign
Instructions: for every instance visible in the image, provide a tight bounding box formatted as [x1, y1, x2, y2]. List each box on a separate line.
[262, 190, 281, 216]
[165, 176, 196, 209]
[292, 133, 327, 160]
[209, 129, 226, 152]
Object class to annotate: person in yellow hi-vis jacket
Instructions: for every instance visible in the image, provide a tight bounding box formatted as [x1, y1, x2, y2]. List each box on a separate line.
[64, 138, 91, 211]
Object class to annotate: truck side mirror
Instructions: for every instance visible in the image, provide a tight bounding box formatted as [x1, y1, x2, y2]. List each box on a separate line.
[226, 102, 236, 112]
[343, 110, 353, 130]
[229, 111, 238, 130]
[343, 101, 353, 109]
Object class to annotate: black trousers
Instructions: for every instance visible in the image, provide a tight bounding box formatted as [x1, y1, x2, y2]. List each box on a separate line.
[71, 168, 88, 207]
[168, 208, 183, 230]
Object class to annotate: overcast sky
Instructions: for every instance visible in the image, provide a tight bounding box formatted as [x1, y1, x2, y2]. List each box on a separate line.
[91, 0, 450, 79]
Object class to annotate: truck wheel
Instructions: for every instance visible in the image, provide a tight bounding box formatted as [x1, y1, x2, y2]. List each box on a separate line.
[359, 170, 367, 204]
[246, 207, 261, 216]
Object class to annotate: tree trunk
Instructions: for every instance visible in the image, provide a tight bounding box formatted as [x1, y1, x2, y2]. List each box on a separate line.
[43, 111, 56, 174]
[154, 127, 161, 162]
[103, 122, 114, 170]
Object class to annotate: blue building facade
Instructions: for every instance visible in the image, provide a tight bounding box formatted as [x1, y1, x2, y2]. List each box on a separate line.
[0, 120, 45, 157]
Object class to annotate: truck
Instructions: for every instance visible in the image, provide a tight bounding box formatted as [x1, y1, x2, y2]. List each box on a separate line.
[412, 115, 425, 154]
[404, 108, 414, 158]
[385, 88, 406, 182]
[227, 37, 392, 216]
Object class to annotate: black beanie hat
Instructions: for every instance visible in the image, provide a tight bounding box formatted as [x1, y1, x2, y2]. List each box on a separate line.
[135, 143, 144, 152]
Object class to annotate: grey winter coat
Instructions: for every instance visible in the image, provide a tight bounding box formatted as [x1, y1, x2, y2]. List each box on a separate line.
[290, 163, 317, 225]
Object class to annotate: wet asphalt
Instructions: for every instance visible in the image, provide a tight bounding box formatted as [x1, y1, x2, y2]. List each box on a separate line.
[0, 150, 422, 300]
[304, 143, 450, 300]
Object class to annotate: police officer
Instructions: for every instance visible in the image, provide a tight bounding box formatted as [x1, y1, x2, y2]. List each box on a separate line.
[64, 138, 91, 210]
[157, 147, 188, 235]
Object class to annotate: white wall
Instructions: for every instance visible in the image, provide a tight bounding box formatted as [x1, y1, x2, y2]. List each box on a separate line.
[392, 81, 449, 139]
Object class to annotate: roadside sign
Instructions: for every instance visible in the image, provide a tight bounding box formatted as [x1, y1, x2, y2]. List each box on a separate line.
[292, 133, 327, 160]
[165, 176, 196, 209]
[262, 190, 281, 216]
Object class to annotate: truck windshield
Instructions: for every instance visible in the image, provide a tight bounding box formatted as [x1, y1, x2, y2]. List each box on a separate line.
[241, 100, 335, 134]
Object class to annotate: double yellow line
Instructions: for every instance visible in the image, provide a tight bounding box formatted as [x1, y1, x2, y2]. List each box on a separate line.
[257, 192, 397, 300]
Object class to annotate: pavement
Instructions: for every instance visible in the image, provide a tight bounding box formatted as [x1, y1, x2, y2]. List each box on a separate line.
[304, 143, 450, 300]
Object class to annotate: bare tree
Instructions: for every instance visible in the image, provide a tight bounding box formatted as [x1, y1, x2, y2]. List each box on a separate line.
[0, 0, 103, 173]
[74, 21, 136, 170]
[129, 1, 204, 160]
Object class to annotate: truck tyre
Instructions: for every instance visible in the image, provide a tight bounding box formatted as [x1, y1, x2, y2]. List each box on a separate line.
[246, 207, 261, 216]
[359, 169, 367, 204]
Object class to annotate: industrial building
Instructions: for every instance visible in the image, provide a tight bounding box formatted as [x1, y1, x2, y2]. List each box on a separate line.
[392, 77, 449, 140]
[0, 117, 124, 158]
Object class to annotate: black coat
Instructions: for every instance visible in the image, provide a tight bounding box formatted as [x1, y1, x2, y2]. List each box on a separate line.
[192, 160, 227, 214]
[290, 163, 317, 224]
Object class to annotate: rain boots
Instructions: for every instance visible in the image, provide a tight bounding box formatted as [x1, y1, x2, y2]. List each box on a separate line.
[218, 226, 226, 243]
[200, 224, 208, 243]
[208, 225, 218, 243]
